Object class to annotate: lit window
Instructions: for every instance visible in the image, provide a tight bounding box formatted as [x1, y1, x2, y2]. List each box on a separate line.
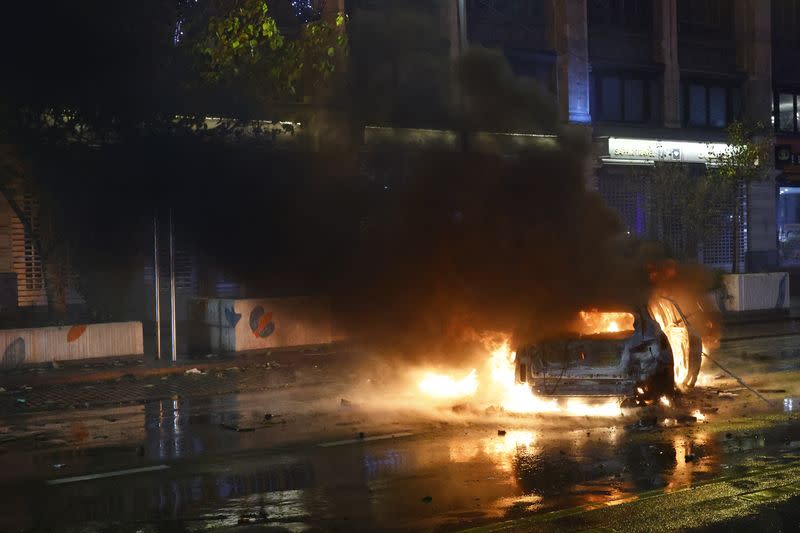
[688, 85, 707, 126]
[779, 93, 796, 132]
[709, 87, 727, 128]
[601, 77, 622, 121]
[684, 82, 735, 128]
[595, 74, 647, 123]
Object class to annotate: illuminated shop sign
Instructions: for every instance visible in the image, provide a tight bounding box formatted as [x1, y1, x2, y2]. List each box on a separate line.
[602, 137, 731, 166]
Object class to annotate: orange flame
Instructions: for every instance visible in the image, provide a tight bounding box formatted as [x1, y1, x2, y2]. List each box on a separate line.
[648, 297, 692, 391]
[416, 335, 621, 417]
[576, 311, 634, 335]
[418, 368, 478, 399]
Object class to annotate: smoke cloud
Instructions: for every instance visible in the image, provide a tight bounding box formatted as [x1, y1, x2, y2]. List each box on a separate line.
[328, 48, 671, 365]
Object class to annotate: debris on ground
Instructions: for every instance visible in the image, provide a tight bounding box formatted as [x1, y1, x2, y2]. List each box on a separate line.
[15, 398, 26, 405]
[676, 415, 698, 424]
[497, 430, 507, 436]
[718, 391, 738, 398]
[185, 368, 203, 375]
[637, 416, 659, 428]
[422, 496, 433, 503]
[52, 463, 65, 469]
[451, 403, 468, 414]
[264, 413, 273, 421]
[221, 423, 255, 432]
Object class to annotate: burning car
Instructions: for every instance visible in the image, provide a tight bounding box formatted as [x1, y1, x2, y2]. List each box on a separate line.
[514, 298, 703, 402]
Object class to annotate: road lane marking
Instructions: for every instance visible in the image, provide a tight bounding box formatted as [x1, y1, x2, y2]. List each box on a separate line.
[46, 464, 170, 485]
[318, 432, 414, 448]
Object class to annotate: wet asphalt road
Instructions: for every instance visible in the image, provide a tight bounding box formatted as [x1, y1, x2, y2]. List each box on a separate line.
[2, 334, 800, 532]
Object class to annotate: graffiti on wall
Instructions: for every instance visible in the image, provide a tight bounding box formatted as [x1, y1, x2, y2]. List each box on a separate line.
[249, 306, 275, 338]
[2, 337, 25, 366]
[224, 307, 242, 328]
[67, 324, 88, 343]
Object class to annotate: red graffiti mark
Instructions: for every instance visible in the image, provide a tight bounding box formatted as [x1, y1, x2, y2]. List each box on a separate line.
[67, 324, 87, 343]
[253, 311, 273, 338]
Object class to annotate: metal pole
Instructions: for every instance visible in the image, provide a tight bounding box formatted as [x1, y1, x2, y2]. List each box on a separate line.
[153, 213, 161, 360]
[702, 352, 773, 407]
[169, 209, 177, 362]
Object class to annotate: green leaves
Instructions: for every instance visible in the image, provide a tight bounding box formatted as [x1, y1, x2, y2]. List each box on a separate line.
[707, 121, 772, 186]
[192, 0, 347, 99]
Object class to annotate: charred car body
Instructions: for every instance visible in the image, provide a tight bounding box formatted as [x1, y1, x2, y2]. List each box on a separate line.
[514, 298, 702, 401]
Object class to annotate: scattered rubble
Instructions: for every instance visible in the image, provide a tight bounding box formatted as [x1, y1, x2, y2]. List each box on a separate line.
[221, 424, 255, 432]
[497, 430, 507, 436]
[185, 368, 203, 375]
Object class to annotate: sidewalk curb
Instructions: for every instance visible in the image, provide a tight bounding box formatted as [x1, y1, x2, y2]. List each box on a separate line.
[0, 345, 345, 388]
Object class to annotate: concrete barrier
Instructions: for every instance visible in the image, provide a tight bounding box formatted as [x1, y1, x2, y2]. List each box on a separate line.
[188, 297, 332, 353]
[0, 321, 143, 366]
[719, 272, 790, 312]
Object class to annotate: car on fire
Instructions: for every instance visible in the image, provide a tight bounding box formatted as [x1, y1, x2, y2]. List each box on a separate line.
[514, 298, 703, 402]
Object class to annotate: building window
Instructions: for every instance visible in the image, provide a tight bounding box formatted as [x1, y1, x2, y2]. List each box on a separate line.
[772, 0, 800, 43]
[588, 0, 652, 31]
[683, 82, 737, 128]
[778, 185, 800, 264]
[594, 73, 647, 123]
[677, 0, 733, 36]
[777, 92, 799, 133]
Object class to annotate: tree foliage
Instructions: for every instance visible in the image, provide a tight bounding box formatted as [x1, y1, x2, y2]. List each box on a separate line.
[705, 121, 772, 273]
[647, 122, 772, 271]
[706, 121, 772, 186]
[192, 0, 348, 101]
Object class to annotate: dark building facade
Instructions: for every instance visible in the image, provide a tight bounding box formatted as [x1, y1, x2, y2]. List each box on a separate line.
[773, 0, 800, 265]
[440, 0, 778, 272]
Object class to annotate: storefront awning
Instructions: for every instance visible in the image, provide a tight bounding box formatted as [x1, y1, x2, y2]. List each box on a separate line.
[597, 137, 731, 166]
